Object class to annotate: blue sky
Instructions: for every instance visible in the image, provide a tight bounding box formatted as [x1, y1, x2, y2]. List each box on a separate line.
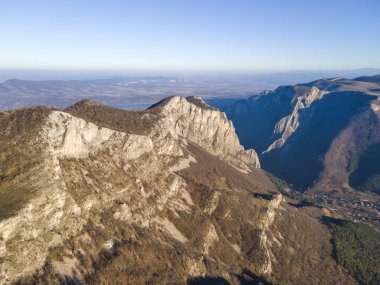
[1, 0, 379, 71]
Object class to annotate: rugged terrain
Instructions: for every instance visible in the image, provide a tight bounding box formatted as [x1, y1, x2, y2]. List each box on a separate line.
[224, 75, 380, 198]
[0, 96, 356, 284]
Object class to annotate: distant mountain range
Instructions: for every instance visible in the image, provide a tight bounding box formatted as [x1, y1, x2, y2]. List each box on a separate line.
[223, 75, 380, 199]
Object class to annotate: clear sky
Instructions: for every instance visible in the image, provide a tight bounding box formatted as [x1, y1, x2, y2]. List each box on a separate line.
[1, 0, 379, 72]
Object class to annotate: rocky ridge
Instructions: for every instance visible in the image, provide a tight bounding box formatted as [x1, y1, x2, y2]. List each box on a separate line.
[0, 97, 354, 284]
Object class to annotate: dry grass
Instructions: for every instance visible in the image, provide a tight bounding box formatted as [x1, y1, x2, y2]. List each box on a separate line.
[0, 106, 51, 220]
[66, 99, 161, 135]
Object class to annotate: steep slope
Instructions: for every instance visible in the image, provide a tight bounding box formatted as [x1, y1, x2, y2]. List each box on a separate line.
[314, 104, 380, 195]
[0, 97, 354, 285]
[224, 76, 380, 193]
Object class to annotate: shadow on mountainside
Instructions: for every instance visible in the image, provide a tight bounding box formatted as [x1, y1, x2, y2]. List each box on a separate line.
[349, 142, 380, 194]
[187, 269, 272, 285]
[261, 91, 375, 191]
[187, 277, 231, 285]
[223, 88, 295, 153]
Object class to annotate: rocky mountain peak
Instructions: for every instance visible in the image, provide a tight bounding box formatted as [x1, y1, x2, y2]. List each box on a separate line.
[156, 96, 260, 170]
[185, 96, 217, 110]
[66, 96, 260, 171]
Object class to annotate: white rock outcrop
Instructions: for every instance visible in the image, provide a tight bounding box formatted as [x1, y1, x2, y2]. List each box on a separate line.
[44, 111, 123, 158]
[156, 96, 260, 170]
[258, 194, 283, 275]
[265, 87, 328, 152]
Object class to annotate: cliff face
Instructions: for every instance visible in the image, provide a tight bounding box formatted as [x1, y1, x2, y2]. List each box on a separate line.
[0, 97, 353, 285]
[265, 86, 328, 152]
[157, 96, 260, 170]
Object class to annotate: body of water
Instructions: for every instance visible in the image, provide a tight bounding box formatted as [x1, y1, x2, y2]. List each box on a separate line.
[113, 103, 151, 110]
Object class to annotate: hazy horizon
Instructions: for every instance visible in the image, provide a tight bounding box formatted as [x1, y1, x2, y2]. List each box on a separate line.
[1, 67, 380, 82]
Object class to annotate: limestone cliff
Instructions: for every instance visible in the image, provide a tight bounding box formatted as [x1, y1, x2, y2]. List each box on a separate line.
[156, 96, 260, 170]
[265, 87, 328, 152]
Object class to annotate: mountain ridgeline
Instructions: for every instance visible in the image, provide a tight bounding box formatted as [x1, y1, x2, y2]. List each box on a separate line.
[223, 75, 380, 195]
[0, 96, 358, 285]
